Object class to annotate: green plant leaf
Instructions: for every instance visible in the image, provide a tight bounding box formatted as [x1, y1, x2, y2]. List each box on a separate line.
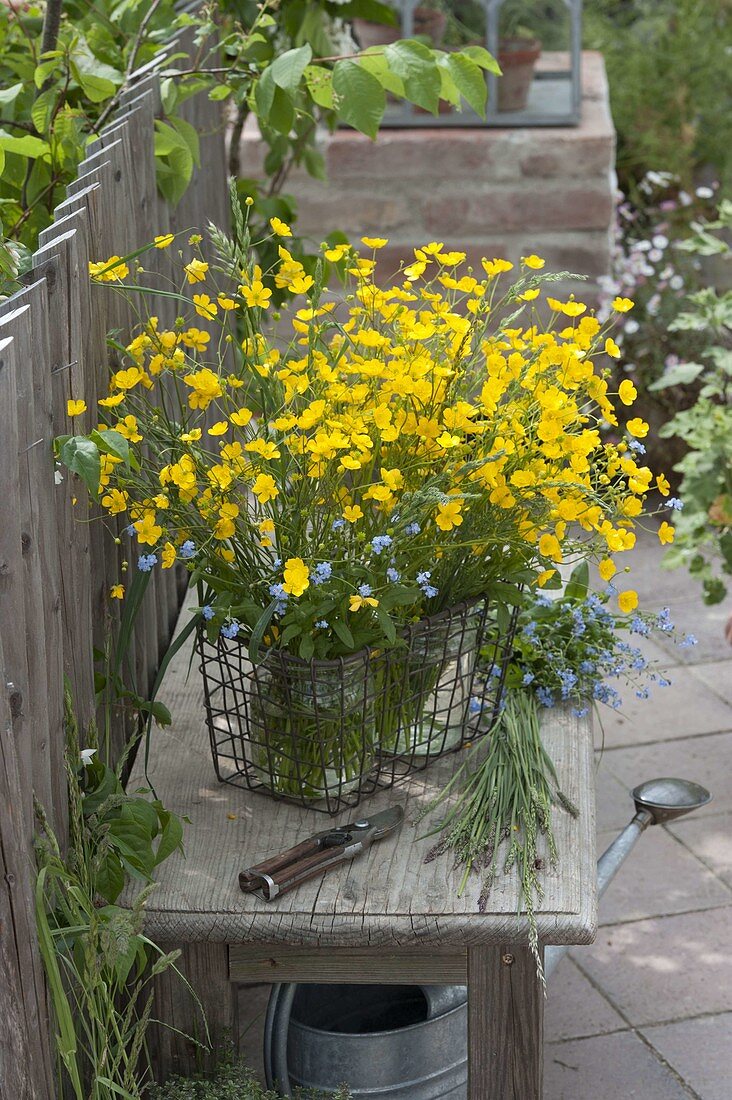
[254, 66, 276, 121]
[59, 436, 101, 496]
[462, 45, 502, 75]
[648, 361, 705, 390]
[153, 811, 183, 867]
[268, 85, 295, 135]
[331, 618, 355, 650]
[249, 599, 278, 662]
[77, 72, 117, 103]
[0, 131, 50, 158]
[384, 40, 441, 114]
[270, 44, 312, 94]
[332, 60, 386, 139]
[444, 54, 487, 117]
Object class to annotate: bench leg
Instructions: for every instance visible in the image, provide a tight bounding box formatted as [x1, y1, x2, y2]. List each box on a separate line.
[150, 942, 233, 1081]
[468, 944, 544, 1099]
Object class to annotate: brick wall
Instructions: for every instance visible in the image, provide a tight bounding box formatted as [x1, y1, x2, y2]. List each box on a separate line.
[239, 52, 615, 293]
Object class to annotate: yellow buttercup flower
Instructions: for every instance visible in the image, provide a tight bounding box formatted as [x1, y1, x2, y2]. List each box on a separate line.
[626, 418, 649, 439]
[241, 281, 272, 309]
[113, 366, 146, 391]
[161, 542, 177, 569]
[99, 392, 126, 408]
[658, 521, 675, 545]
[270, 217, 292, 237]
[193, 294, 218, 320]
[604, 338, 621, 359]
[109, 584, 125, 599]
[538, 533, 563, 562]
[522, 254, 545, 270]
[618, 379, 637, 405]
[230, 408, 253, 427]
[134, 510, 162, 546]
[183, 368, 222, 410]
[598, 558, 616, 582]
[67, 398, 87, 417]
[361, 236, 388, 249]
[154, 234, 174, 249]
[89, 256, 129, 282]
[217, 294, 237, 310]
[612, 296, 635, 312]
[618, 589, 639, 613]
[283, 557, 309, 597]
[252, 473, 278, 503]
[343, 505, 363, 523]
[656, 473, 670, 497]
[349, 594, 379, 611]
[323, 243, 350, 262]
[546, 297, 586, 318]
[482, 258, 513, 277]
[184, 258, 209, 284]
[435, 499, 463, 532]
[101, 489, 128, 514]
[208, 421, 229, 437]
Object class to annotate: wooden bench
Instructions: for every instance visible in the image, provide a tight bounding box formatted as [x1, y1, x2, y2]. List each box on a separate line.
[127, 620, 596, 1097]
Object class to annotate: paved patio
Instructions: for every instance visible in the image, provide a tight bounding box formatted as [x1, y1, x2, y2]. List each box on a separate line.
[237, 529, 732, 1098]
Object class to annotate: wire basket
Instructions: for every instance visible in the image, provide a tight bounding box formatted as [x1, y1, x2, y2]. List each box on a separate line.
[198, 597, 517, 814]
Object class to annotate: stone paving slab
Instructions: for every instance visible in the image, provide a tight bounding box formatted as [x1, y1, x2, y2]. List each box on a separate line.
[594, 761, 637, 830]
[668, 813, 732, 890]
[595, 827, 730, 927]
[641, 1012, 732, 1100]
[602, 731, 732, 821]
[543, 1030, 692, 1099]
[544, 958, 626, 1042]
[688, 660, 732, 707]
[595, 664, 732, 748]
[573, 906, 732, 1027]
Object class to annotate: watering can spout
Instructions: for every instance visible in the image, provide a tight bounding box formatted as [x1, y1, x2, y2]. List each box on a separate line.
[545, 777, 711, 980]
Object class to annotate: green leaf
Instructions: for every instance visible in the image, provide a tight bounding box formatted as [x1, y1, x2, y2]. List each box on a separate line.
[169, 116, 201, 168]
[154, 811, 183, 867]
[95, 851, 125, 903]
[90, 427, 129, 465]
[376, 607, 397, 644]
[332, 60, 386, 139]
[31, 89, 56, 134]
[249, 599, 278, 662]
[34, 58, 61, 89]
[268, 85, 295, 135]
[208, 84, 232, 102]
[563, 561, 589, 603]
[298, 633, 315, 659]
[77, 72, 117, 103]
[648, 361, 705, 390]
[304, 65, 334, 110]
[445, 54, 487, 117]
[0, 131, 50, 159]
[384, 40, 441, 114]
[462, 45, 502, 75]
[336, 0, 398, 24]
[254, 66, 276, 121]
[331, 618, 355, 650]
[270, 45, 312, 94]
[59, 436, 101, 496]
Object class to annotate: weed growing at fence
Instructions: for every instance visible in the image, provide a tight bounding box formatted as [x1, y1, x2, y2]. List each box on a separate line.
[34, 692, 198, 1100]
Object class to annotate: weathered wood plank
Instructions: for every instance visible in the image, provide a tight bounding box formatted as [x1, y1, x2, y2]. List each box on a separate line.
[0, 634, 55, 1100]
[229, 945, 468, 984]
[468, 945, 544, 1099]
[124, 608, 597, 948]
[32, 234, 96, 730]
[149, 942, 232, 1081]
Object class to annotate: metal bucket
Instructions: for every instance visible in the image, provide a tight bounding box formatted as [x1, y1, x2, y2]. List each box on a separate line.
[265, 983, 468, 1098]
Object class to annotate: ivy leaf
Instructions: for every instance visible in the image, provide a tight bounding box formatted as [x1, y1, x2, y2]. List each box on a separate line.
[444, 54, 487, 118]
[332, 60, 385, 139]
[59, 436, 101, 496]
[383, 40, 441, 114]
[270, 45, 312, 94]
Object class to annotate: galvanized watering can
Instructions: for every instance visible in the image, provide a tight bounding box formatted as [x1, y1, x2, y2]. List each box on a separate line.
[263, 778, 711, 1098]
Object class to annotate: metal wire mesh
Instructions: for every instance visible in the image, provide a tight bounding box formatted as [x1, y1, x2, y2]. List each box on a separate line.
[198, 598, 517, 814]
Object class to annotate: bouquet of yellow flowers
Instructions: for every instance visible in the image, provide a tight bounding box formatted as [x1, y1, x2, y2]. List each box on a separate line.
[60, 220, 665, 807]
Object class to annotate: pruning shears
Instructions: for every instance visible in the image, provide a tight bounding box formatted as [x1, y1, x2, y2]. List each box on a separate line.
[238, 805, 404, 901]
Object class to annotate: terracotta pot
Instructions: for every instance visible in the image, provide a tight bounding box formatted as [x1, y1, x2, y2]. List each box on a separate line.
[497, 36, 541, 112]
[353, 8, 448, 50]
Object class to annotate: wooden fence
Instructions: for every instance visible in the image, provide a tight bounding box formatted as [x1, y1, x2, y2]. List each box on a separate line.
[0, 38, 228, 1100]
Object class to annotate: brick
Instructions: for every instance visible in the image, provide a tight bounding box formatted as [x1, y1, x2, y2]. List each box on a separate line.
[294, 190, 411, 236]
[520, 135, 613, 179]
[518, 235, 611, 278]
[423, 184, 613, 235]
[325, 128, 523, 183]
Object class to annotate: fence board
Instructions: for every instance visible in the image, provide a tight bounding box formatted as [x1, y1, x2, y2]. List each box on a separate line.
[0, 633, 55, 1100]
